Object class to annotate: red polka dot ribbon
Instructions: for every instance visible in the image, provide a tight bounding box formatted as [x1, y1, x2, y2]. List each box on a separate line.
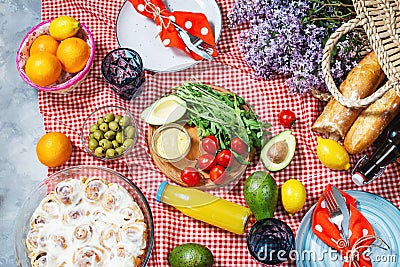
[128, 0, 217, 60]
[312, 185, 376, 267]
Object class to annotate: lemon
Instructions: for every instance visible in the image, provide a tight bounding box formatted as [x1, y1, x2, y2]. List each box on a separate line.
[316, 137, 350, 170]
[49, 16, 81, 41]
[281, 179, 306, 216]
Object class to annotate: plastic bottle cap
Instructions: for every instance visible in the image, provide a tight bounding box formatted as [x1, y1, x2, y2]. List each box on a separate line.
[352, 172, 366, 186]
[156, 181, 169, 203]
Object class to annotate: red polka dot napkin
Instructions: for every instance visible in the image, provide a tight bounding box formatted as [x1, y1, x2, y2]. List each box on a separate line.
[312, 184, 376, 267]
[128, 0, 217, 60]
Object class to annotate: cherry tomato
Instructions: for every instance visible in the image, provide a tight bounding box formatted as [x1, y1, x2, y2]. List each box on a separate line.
[230, 137, 248, 155]
[278, 110, 296, 128]
[201, 135, 219, 155]
[180, 167, 201, 186]
[209, 165, 226, 184]
[197, 154, 217, 171]
[216, 149, 233, 167]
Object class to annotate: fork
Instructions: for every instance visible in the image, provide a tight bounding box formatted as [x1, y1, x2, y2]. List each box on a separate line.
[323, 190, 348, 246]
[170, 21, 215, 56]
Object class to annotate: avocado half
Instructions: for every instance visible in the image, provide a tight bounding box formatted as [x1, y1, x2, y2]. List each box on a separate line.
[140, 95, 187, 125]
[261, 130, 296, 171]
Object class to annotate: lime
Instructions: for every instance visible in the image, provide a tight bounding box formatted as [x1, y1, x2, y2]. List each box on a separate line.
[316, 137, 350, 170]
[281, 179, 306, 216]
[49, 16, 81, 41]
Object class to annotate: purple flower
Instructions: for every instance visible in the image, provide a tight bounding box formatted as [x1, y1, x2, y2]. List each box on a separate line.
[228, 0, 364, 94]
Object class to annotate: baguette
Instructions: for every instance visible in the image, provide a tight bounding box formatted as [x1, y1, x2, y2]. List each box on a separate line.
[312, 52, 385, 140]
[344, 87, 400, 154]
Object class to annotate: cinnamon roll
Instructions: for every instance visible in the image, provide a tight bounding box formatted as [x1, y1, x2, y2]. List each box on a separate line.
[62, 208, 85, 225]
[29, 212, 47, 229]
[100, 226, 121, 250]
[55, 179, 80, 205]
[48, 234, 68, 250]
[121, 222, 147, 243]
[120, 204, 144, 222]
[83, 177, 108, 201]
[73, 224, 93, 243]
[102, 183, 122, 211]
[31, 252, 47, 267]
[40, 193, 60, 218]
[26, 229, 40, 251]
[73, 245, 105, 267]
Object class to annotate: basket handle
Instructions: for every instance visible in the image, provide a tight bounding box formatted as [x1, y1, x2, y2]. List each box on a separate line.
[321, 16, 398, 108]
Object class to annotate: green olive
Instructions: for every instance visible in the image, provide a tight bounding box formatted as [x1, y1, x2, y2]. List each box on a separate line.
[99, 122, 109, 132]
[94, 147, 105, 156]
[104, 113, 115, 123]
[108, 121, 119, 131]
[111, 140, 119, 149]
[89, 133, 95, 139]
[124, 126, 136, 139]
[119, 116, 131, 127]
[93, 130, 104, 141]
[88, 138, 98, 151]
[116, 130, 125, 144]
[97, 117, 104, 124]
[122, 139, 134, 149]
[99, 139, 113, 150]
[115, 115, 123, 123]
[104, 130, 116, 140]
[115, 147, 124, 155]
[89, 124, 99, 133]
[105, 148, 117, 158]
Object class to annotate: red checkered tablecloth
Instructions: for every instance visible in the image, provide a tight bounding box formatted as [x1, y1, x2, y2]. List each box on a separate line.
[39, 0, 400, 266]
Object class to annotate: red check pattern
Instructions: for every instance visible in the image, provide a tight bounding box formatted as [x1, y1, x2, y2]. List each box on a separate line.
[39, 0, 400, 266]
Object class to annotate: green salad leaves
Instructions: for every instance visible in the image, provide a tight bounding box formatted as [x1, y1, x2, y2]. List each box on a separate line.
[174, 82, 270, 151]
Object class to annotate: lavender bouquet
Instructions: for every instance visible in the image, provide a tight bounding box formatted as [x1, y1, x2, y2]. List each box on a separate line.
[228, 0, 367, 94]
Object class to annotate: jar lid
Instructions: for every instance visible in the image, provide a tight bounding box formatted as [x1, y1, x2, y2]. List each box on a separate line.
[156, 181, 169, 203]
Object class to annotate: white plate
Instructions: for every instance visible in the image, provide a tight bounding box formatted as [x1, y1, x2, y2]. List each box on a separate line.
[116, 0, 222, 72]
[296, 190, 400, 266]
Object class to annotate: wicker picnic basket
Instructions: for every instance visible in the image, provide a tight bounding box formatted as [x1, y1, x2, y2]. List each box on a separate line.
[319, 0, 400, 108]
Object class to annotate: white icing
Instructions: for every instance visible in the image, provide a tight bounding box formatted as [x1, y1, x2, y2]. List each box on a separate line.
[27, 178, 147, 267]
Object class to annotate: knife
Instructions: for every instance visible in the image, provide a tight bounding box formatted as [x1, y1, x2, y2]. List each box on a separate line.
[331, 186, 350, 243]
[172, 22, 214, 61]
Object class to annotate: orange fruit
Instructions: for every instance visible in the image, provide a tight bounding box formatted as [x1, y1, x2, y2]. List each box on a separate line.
[36, 132, 72, 167]
[30, 35, 59, 56]
[56, 37, 90, 73]
[25, 52, 62, 86]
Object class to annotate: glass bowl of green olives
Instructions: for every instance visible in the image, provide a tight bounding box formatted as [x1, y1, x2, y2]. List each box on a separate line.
[81, 106, 138, 160]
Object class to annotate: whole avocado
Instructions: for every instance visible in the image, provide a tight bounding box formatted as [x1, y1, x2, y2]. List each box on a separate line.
[168, 243, 214, 267]
[243, 171, 278, 220]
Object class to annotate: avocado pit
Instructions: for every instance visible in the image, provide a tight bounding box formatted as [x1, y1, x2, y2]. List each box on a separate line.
[260, 130, 296, 171]
[266, 140, 289, 164]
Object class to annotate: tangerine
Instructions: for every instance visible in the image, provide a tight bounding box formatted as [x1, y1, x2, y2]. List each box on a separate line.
[56, 37, 90, 73]
[25, 52, 62, 86]
[36, 132, 72, 167]
[30, 35, 59, 56]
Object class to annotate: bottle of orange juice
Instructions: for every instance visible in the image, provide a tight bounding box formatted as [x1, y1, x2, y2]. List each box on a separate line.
[156, 182, 252, 234]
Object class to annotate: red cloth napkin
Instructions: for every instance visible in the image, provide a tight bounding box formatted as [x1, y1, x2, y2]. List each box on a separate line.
[312, 185, 376, 267]
[128, 0, 217, 60]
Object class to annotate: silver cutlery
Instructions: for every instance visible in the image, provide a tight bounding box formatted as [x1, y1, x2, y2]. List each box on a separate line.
[323, 190, 348, 246]
[170, 20, 214, 60]
[331, 186, 350, 244]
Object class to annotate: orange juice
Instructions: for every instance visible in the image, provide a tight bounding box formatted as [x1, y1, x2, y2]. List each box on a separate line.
[156, 182, 252, 234]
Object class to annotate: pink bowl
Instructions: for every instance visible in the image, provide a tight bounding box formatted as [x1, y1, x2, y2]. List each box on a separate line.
[16, 19, 95, 93]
